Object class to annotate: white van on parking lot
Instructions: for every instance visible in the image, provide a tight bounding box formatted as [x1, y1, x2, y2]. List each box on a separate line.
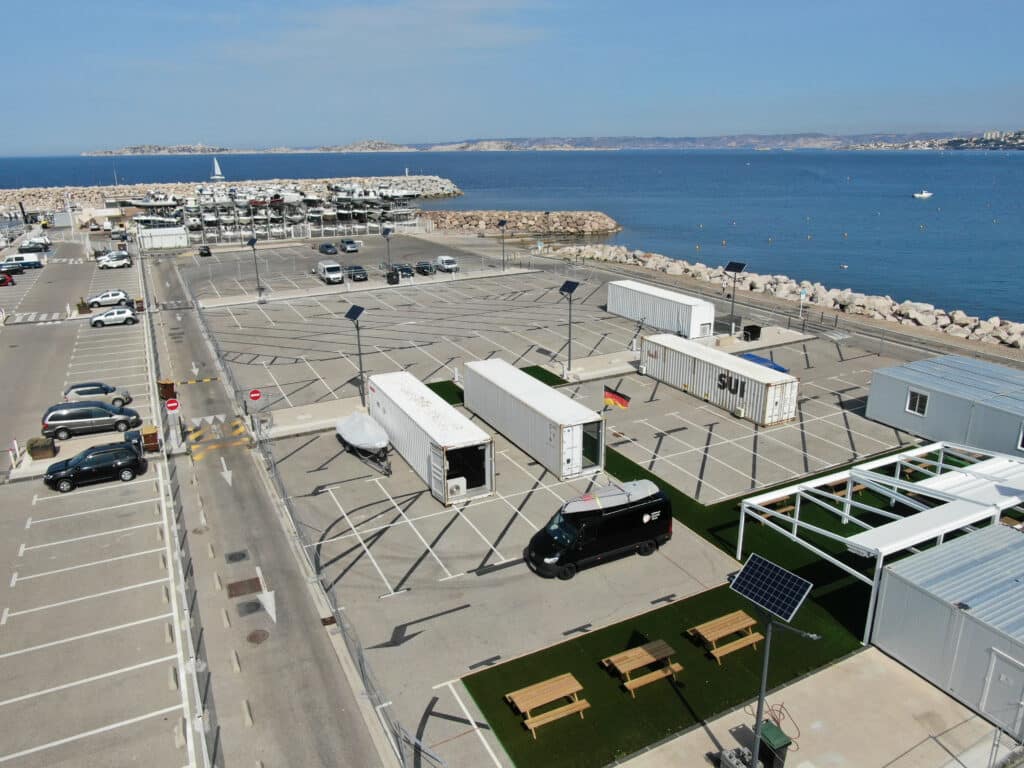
[435, 254, 459, 273]
[316, 259, 344, 284]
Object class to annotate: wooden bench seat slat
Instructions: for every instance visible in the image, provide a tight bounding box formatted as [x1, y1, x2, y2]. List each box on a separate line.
[709, 632, 764, 666]
[622, 662, 683, 698]
[523, 699, 590, 738]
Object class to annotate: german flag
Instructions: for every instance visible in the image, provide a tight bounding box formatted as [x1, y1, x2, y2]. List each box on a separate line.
[603, 386, 631, 409]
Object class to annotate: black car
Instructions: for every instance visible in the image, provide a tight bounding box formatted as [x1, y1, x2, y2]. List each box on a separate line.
[18, 242, 47, 253]
[394, 263, 415, 278]
[43, 442, 147, 493]
[319, 243, 338, 255]
[345, 265, 368, 281]
[111, 231, 128, 241]
[198, 245, 212, 257]
[0, 262, 24, 275]
[415, 261, 435, 275]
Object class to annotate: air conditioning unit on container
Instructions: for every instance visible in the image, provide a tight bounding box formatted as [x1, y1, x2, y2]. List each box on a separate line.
[447, 477, 467, 499]
[638, 365, 647, 376]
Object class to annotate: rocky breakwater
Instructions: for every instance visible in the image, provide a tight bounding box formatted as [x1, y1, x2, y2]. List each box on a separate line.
[551, 243, 1024, 351]
[422, 210, 620, 236]
[0, 175, 462, 213]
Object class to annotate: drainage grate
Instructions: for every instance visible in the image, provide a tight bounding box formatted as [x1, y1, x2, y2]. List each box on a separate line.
[227, 577, 262, 598]
[237, 600, 263, 617]
[247, 629, 270, 645]
[321, 616, 336, 627]
[225, 550, 249, 563]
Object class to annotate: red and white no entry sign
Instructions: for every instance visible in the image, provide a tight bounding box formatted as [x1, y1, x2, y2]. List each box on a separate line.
[249, 389, 262, 401]
[165, 398, 180, 412]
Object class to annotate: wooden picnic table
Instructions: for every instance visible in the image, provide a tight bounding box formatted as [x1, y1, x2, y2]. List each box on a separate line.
[601, 639, 683, 698]
[687, 610, 763, 666]
[505, 673, 589, 738]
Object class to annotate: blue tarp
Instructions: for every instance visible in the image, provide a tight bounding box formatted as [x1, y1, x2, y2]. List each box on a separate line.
[738, 353, 789, 373]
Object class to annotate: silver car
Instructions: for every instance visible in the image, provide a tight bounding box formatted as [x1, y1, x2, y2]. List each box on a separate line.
[90, 307, 137, 327]
[64, 381, 132, 408]
[86, 289, 131, 308]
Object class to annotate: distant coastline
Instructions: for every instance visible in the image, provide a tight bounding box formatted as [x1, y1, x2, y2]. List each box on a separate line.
[81, 130, 1024, 156]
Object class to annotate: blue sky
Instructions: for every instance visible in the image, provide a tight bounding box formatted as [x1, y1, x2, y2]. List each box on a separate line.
[4, 0, 1022, 154]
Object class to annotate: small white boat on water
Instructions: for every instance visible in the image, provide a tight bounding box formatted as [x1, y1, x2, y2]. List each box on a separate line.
[210, 158, 225, 182]
[913, 190, 933, 199]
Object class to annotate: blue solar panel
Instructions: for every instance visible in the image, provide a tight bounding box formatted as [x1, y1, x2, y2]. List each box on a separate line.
[730, 554, 813, 623]
[739, 353, 789, 373]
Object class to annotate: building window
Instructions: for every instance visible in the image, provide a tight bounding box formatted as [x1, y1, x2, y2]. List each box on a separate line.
[906, 390, 929, 416]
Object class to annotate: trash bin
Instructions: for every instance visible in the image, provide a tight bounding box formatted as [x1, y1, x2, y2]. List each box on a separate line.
[142, 425, 160, 453]
[743, 324, 762, 342]
[134, 298, 144, 312]
[158, 379, 176, 401]
[386, 269, 400, 285]
[757, 721, 791, 768]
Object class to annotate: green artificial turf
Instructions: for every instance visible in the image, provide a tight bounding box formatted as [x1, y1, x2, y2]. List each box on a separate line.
[520, 365, 569, 387]
[427, 380, 464, 405]
[461, 446, 920, 767]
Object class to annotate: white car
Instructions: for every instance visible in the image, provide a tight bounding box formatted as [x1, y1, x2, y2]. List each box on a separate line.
[90, 307, 137, 327]
[98, 253, 132, 269]
[86, 289, 131, 308]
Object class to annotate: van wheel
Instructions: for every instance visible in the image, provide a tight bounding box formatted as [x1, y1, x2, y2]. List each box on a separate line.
[557, 564, 576, 581]
[638, 540, 657, 557]
[55, 428, 71, 441]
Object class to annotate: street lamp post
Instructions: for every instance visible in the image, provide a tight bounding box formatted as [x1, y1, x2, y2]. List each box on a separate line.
[724, 261, 746, 336]
[247, 237, 265, 304]
[559, 281, 580, 374]
[382, 226, 393, 269]
[497, 218, 507, 271]
[345, 305, 366, 406]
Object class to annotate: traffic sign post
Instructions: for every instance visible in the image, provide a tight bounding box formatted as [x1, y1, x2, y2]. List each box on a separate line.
[249, 389, 262, 402]
[165, 398, 180, 413]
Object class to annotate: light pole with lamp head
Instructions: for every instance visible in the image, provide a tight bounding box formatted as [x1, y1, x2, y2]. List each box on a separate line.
[382, 226, 393, 269]
[345, 305, 367, 406]
[247, 237, 266, 304]
[724, 261, 746, 336]
[559, 280, 579, 374]
[497, 218, 507, 271]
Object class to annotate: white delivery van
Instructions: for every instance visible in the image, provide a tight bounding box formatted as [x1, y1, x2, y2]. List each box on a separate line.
[316, 260, 344, 284]
[368, 371, 494, 505]
[435, 255, 459, 273]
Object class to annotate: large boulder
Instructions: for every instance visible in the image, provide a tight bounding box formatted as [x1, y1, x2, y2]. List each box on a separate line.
[949, 310, 977, 327]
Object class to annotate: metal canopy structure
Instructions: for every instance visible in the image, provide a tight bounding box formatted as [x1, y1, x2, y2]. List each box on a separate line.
[738, 442, 1024, 644]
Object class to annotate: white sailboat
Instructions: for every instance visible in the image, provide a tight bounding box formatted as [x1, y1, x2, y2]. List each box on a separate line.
[210, 157, 225, 182]
[913, 190, 933, 199]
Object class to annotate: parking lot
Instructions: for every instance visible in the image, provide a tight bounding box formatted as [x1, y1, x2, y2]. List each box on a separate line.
[182, 237, 498, 303]
[271, 424, 739, 767]
[0, 463, 186, 767]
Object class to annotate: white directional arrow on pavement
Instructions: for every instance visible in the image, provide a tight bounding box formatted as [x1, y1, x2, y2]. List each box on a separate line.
[256, 566, 277, 623]
[176, 314, 183, 322]
[191, 362, 200, 377]
[219, 457, 233, 487]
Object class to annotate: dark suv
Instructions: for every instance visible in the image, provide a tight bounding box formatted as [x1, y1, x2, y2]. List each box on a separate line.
[43, 443, 147, 492]
[42, 401, 142, 440]
[415, 261, 435, 275]
[345, 265, 368, 281]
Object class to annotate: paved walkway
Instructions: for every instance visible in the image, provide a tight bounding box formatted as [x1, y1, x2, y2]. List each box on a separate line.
[622, 649, 1006, 768]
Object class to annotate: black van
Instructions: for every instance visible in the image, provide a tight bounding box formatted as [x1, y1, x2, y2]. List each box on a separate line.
[526, 480, 672, 580]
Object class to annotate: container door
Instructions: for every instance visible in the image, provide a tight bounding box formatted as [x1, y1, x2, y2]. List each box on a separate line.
[562, 425, 582, 479]
[428, 443, 446, 502]
[982, 650, 1024, 741]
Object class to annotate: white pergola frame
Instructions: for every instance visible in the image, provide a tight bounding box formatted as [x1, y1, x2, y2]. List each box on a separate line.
[738, 442, 1024, 644]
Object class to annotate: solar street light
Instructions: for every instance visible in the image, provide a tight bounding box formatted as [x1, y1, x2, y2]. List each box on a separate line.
[247, 237, 265, 304]
[560, 280, 580, 373]
[497, 219, 508, 272]
[345, 304, 366, 406]
[724, 261, 746, 335]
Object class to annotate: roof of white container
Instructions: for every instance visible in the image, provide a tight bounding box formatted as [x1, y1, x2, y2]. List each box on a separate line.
[874, 355, 1024, 416]
[609, 280, 713, 309]
[465, 359, 601, 426]
[368, 371, 490, 448]
[644, 333, 797, 385]
[887, 525, 1024, 643]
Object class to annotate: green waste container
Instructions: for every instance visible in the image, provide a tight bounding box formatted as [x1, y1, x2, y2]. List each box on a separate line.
[757, 721, 791, 768]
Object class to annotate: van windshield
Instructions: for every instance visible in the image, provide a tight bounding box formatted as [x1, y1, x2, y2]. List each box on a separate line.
[545, 511, 577, 547]
[325, 266, 341, 274]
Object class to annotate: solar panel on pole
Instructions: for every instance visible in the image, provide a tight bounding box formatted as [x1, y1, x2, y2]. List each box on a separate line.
[730, 553, 813, 624]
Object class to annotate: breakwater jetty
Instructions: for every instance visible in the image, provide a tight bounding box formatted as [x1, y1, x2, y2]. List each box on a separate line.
[0, 175, 462, 213]
[422, 210, 620, 236]
[554, 243, 1024, 350]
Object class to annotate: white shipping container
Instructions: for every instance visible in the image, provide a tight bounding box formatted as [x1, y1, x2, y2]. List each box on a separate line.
[640, 334, 799, 426]
[367, 372, 494, 505]
[607, 280, 715, 338]
[464, 359, 605, 480]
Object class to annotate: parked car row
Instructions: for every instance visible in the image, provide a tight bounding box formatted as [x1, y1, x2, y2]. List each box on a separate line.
[317, 239, 362, 256]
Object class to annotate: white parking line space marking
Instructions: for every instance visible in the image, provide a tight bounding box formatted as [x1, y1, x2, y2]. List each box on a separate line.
[325, 489, 404, 598]
[5, 578, 168, 619]
[26, 497, 159, 527]
[0, 704, 184, 764]
[0, 654, 177, 708]
[261, 361, 294, 407]
[20, 520, 161, 552]
[374, 478, 457, 580]
[32, 476, 157, 503]
[433, 681, 502, 768]
[12, 548, 165, 583]
[0, 612, 174, 659]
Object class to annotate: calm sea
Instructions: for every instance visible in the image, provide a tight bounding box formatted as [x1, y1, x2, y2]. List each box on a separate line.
[1, 151, 1021, 320]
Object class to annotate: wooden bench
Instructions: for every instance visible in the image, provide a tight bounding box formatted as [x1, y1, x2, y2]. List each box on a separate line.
[523, 699, 590, 739]
[759, 504, 795, 524]
[709, 632, 764, 666]
[1001, 516, 1023, 529]
[622, 662, 683, 698]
